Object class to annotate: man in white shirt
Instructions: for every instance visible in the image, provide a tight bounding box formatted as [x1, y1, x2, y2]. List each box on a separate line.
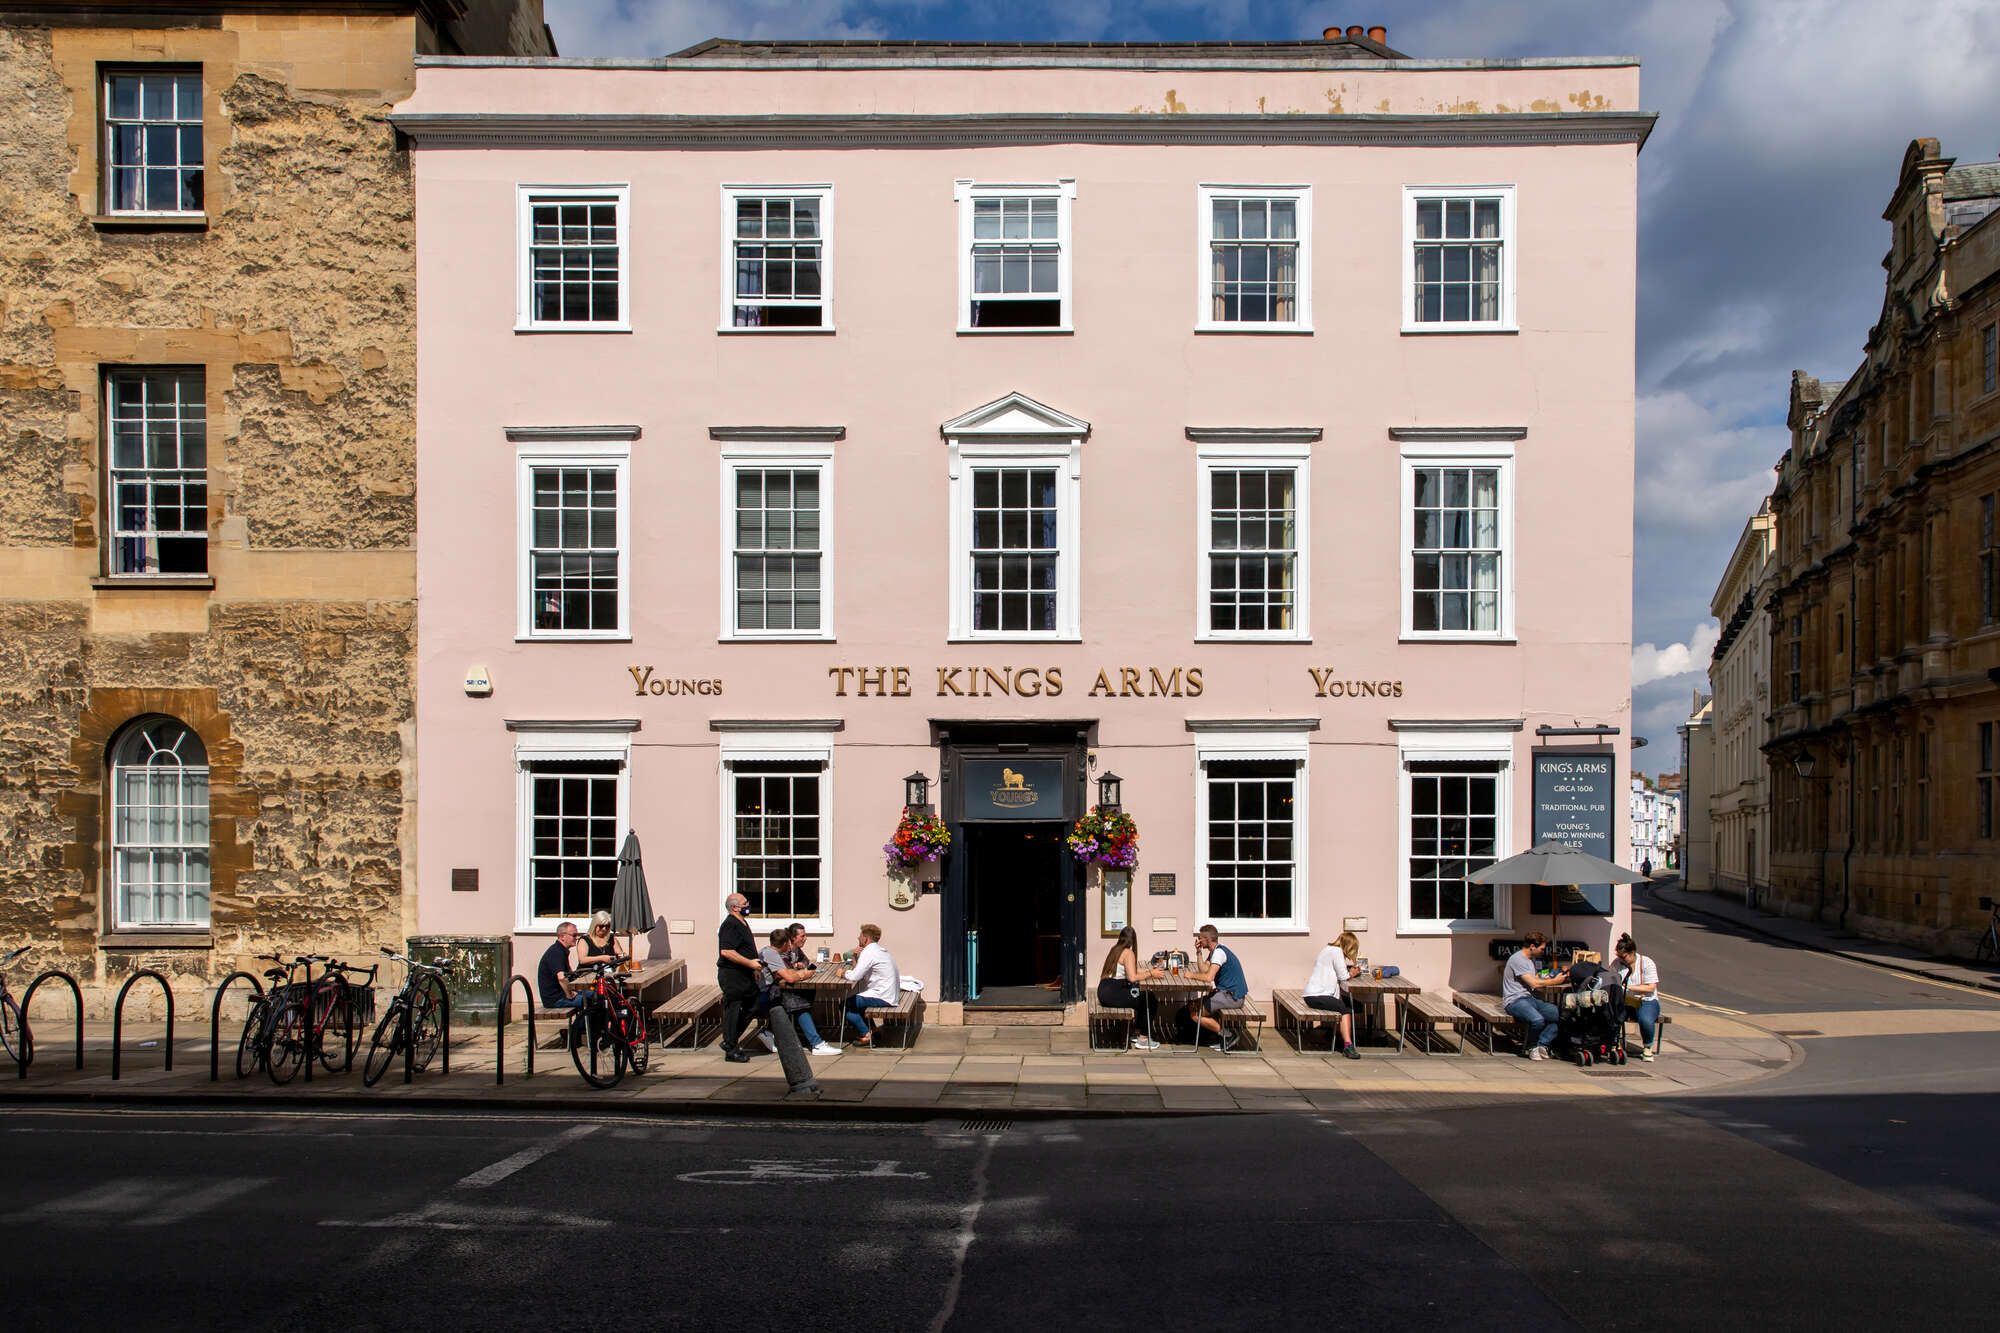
[1302, 932, 1362, 1059]
[838, 922, 901, 1048]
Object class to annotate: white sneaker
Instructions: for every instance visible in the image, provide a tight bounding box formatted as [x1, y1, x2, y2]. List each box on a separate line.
[1528, 1045, 1551, 1061]
[757, 1030, 777, 1053]
[1637, 1048, 1655, 1061]
[811, 1042, 841, 1055]
[1131, 1037, 1160, 1051]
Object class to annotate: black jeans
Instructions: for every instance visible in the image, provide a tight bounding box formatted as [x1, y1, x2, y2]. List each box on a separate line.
[1096, 978, 1147, 1044]
[720, 981, 760, 1053]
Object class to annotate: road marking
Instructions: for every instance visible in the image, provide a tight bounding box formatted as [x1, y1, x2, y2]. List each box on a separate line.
[454, 1123, 597, 1190]
[675, 1157, 930, 1186]
[14, 1176, 268, 1227]
[1659, 991, 1745, 1015]
[131, 1177, 265, 1227]
[928, 1133, 999, 1333]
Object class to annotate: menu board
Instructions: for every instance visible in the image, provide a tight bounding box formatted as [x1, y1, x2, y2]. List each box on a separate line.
[1530, 751, 1616, 915]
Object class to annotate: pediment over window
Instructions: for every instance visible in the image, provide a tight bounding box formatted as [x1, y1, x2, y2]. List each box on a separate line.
[940, 392, 1090, 441]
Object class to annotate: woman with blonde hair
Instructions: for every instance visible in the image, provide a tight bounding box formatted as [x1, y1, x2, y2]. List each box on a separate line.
[1302, 930, 1362, 1058]
[576, 909, 627, 969]
[1098, 926, 1161, 1050]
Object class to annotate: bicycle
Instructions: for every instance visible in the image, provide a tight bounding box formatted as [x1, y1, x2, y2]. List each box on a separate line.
[363, 948, 455, 1087]
[1976, 901, 2000, 964]
[266, 955, 376, 1085]
[566, 962, 650, 1089]
[1, 946, 32, 1070]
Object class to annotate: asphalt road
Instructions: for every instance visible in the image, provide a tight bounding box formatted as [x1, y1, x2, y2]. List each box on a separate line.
[2, 891, 1997, 1330]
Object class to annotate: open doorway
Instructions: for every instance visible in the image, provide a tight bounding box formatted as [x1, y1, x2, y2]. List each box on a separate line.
[965, 822, 1065, 1008]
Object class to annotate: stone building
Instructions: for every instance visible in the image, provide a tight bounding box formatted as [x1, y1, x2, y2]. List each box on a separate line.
[0, 1, 552, 1015]
[1766, 138, 2000, 955]
[1677, 696, 1712, 887]
[1706, 500, 1777, 903]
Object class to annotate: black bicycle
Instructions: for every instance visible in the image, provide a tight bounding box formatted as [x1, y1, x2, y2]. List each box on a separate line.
[0, 946, 31, 1069]
[363, 948, 454, 1087]
[241, 955, 374, 1084]
[236, 953, 309, 1080]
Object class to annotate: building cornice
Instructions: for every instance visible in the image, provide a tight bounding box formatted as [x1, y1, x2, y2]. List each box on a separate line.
[1388, 718, 1526, 732]
[708, 426, 846, 442]
[505, 718, 641, 733]
[1185, 718, 1322, 732]
[1387, 425, 1529, 442]
[390, 110, 1657, 151]
[505, 425, 642, 443]
[1184, 427, 1323, 445]
[709, 719, 847, 732]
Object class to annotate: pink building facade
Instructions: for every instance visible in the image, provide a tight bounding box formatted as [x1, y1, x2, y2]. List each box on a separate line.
[396, 37, 1650, 1019]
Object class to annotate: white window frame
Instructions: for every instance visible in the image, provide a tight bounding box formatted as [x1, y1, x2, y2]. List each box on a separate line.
[1196, 184, 1312, 333]
[104, 366, 208, 579]
[954, 179, 1075, 334]
[102, 66, 205, 218]
[1401, 185, 1517, 334]
[718, 183, 834, 333]
[515, 437, 631, 641]
[1396, 726, 1515, 935]
[1193, 727, 1311, 935]
[720, 444, 835, 640]
[719, 727, 836, 935]
[108, 718, 211, 931]
[1196, 443, 1311, 641]
[515, 183, 632, 333]
[1399, 438, 1516, 642]
[513, 725, 632, 933]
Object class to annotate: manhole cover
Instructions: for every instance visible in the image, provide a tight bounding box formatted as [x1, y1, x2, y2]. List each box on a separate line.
[960, 1117, 1011, 1133]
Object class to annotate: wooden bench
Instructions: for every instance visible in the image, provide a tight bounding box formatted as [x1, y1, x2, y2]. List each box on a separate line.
[862, 989, 924, 1051]
[1271, 988, 1347, 1051]
[1649, 1012, 1673, 1056]
[1452, 992, 1522, 1054]
[1087, 997, 1136, 1052]
[1404, 991, 1471, 1054]
[1197, 998, 1265, 1053]
[652, 984, 723, 1050]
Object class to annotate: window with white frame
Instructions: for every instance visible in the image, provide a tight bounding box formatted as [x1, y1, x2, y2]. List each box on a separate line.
[103, 68, 203, 215]
[1198, 449, 1308, 638]
[109, 717, 210, 929]
[1198, 186, 1310, 329]
[719, 728, 834, 932]
[1193, 730, 1310, 934]
[970, 466, 1059, 633]
[725, 450, 831, 638]
[517, 185, 630, 330]
[723, 186, 830, 329]
[106, 367, 207, 577]
[956, 181, 1074, 330]
[944, 394, 1086, 640]
[525, 761, 621, 922]
[1397, 729, 1513, 932]
[516, 439, 629, 639]
[1401, 444, 1513, 639]
[1403, 186, 1515, 330]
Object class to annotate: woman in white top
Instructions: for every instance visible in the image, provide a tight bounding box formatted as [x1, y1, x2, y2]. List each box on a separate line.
[1302, 930, 1362, 1059]
[1613, 932, 1662, 1060]
[1097, 927, 1161, 1050]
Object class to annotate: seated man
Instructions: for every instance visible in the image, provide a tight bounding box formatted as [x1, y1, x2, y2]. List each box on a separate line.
[1501, 931, 1567, 1061]
[536, 921, 584, 1010]
[837, 923, 900, 1048]
[1187, 924, 1250, 1052]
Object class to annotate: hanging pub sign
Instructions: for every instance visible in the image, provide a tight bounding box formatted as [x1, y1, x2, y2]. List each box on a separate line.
[1530, 751, 1617, 915]
[960, 759, 1064, 820]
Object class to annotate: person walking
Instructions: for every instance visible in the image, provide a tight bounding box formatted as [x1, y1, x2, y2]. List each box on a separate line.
[1613, 931, 1663, 1060]
[717, 893, 763, 1063]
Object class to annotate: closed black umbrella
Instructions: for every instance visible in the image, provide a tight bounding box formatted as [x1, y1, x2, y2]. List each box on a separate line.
[611, 830, 656, 961]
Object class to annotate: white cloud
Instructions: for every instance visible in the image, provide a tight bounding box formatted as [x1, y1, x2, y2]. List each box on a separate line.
[1632, 621, 1718, 688]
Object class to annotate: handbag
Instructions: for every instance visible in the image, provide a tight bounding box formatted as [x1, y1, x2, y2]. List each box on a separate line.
[1623, 956, 1648, 1010]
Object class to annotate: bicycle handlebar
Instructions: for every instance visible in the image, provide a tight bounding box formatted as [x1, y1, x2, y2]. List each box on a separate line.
[0, 946, 29, 968]
[378, 948, 456, 975]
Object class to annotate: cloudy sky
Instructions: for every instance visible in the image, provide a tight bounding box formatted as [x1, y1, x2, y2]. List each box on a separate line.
[547, 0, 2000, 773]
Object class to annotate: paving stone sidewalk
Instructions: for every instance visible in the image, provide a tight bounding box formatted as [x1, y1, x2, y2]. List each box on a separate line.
[0, 1013, 1796, 1116]
[1653, 882, 2000, 995]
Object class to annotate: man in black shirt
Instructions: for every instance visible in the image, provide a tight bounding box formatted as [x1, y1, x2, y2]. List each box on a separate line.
[717, 893, 763, 1063]
[536, 921, 583, 1010]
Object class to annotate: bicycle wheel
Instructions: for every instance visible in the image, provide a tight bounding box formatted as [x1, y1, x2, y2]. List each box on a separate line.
[361, 999, 405, 1088]
[568, 1002, 623, 1089]
[1, 993, 28, 1069]
[317, 986, 356, 1074]
[266, 1000, 307, 1085]
[620, 997, 649, 1076]
[409, 987, 444, 1073]
[235, 1000, 270, 1079]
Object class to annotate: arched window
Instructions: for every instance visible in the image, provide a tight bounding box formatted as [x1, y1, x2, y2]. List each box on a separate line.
[110, 717, 210, 928]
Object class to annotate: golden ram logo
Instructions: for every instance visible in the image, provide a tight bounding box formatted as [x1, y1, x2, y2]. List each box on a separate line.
[991, 766, 1040, 808]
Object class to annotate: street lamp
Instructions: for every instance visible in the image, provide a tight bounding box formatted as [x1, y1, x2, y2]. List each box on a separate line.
[903, 772, 930, 811]
[1791, 750, 1816, 781]
[1096, 771, 1122, 813]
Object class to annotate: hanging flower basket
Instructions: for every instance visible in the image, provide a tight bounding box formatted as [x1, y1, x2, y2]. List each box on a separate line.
[884, 808, 952, 870]
[1067, 806, 1139, 869]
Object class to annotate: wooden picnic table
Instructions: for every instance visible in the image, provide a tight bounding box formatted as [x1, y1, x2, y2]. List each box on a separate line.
[1346, 974, 1422, 1052]
[1134, 971, 1213, 1049]
[782, 962, 854, 1044]
[619, 957, 685, 1015]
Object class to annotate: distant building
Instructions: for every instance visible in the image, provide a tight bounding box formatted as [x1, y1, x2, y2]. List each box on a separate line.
[1629, 768, 1686, 872]
[1677, 697, 1713, 885]
[1708, 501, 1778, 903]
[1767, 138, 2000, 956]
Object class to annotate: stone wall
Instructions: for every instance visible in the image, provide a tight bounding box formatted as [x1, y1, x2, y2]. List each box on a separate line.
[0, 16, 421, 1017]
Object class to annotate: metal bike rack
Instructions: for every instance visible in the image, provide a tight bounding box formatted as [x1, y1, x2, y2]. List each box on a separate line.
[208, 971, 265, 1082]
[111, 968, 174, 1080]
[403, 971, 453, 1085]
[495, 973, 536, 1085]
[18, 970, 84, 1079]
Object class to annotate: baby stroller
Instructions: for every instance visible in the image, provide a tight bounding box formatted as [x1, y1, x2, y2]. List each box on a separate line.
[1554, 959, 1628, 1066]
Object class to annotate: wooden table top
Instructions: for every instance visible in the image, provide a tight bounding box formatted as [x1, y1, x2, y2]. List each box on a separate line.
[1346, 974, 1421, 996]
[784, 963, 852, 991]
[1136, 972, 1212, 993]
[619, 957, 684, 991]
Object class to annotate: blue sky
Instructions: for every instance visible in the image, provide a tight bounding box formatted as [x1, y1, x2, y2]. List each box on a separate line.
[549, 1, 2000, 772]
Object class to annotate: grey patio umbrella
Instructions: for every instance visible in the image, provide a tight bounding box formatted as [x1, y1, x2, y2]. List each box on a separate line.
[610, 830, 656, 962]
[1466, 841, 1649, 945]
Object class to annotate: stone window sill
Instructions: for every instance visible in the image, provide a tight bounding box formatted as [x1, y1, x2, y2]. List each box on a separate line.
[99, 932, 214, 951]
[90, 576, 214, 591]
[90, 213, 208, 232]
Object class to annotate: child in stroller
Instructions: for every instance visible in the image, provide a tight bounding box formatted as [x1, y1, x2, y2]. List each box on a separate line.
[1554, 956, 1629, 1066]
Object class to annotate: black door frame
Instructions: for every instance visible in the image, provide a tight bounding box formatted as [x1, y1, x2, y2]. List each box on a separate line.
[934, 722, 1090, 1005]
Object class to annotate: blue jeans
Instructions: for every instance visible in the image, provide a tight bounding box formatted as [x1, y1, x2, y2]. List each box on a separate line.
[1505, 995, 1560, 1049]
[846, 994, 892, 1039]
[1631, 997, 1660, 1048]
[542, 993, 586, 1011]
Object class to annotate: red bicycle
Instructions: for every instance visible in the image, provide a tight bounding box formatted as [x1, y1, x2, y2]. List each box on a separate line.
[567, 962, 650, 1089]
[266, 955, 376, 1084]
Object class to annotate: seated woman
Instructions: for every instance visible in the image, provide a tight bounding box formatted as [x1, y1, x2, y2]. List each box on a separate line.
[575, 910, 627, 972]
[1303, 930, 1363, 1059]
[1096, 927, 1160, 1050]
[1613, 932, 1662, 1060]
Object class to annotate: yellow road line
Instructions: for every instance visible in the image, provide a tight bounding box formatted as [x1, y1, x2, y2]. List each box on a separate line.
[1659, 991, 1745, 1016]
